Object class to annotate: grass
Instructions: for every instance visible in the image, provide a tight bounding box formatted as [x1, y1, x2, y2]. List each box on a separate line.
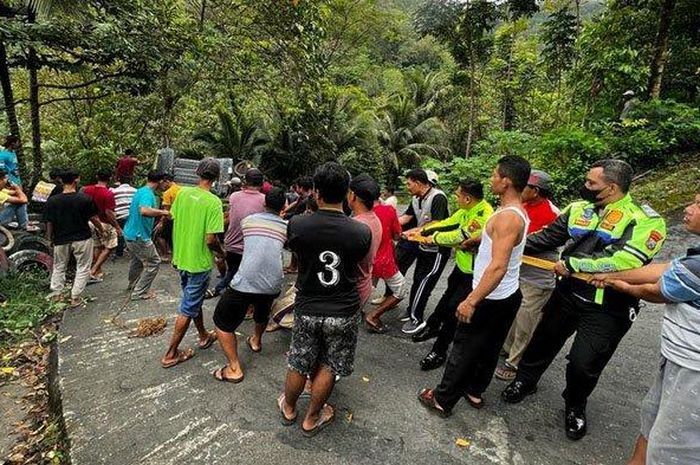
[631, 152, 700, 216]
[0, 272, 64, 347]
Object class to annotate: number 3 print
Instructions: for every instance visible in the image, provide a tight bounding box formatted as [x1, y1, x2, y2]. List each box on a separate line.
[317, 251, 340, 287]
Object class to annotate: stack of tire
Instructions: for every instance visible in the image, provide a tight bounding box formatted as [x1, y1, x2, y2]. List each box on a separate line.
[159, 152, 233, 198]
[0, 225, 53, 278]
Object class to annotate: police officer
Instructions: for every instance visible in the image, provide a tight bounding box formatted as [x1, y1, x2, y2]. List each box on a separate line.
[501, 159, 667, 440]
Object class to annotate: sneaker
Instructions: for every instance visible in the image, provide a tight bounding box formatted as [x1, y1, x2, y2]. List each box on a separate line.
[370, 296, 386, 305]
[420, 351, 446, 371]
[402, 319, 426, 335]
[398, 312, 411, 322]
[412, 325, 439, 343]
[25, 225, 40, 232]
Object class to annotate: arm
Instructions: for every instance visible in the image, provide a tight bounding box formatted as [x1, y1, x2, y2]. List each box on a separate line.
[90, 216, 105, 236]
[525, 208, 572, 254]
[433, 211, 487, 248]
[139, 206, 171, 218]
[592, 262, 670, 286]
[564, 216, 667, 274]
[206, 233, 225, 258]
[4, 185, 27, 204]
[605, 280, 668, 303]
[46, 222, 53, 243]
[421, 211, 461, 236]
[399, 202, 415, 226]
[457, 212, 523, 322]
[104, 209, 121, 232]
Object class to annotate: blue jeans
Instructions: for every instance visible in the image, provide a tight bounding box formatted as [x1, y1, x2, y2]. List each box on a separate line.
[0, 203, 29, 228]
[178, 270, 210, 318]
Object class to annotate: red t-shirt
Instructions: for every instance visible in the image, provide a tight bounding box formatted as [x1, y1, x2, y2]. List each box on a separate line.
[372, 204, 402, 279]
[115, 157, 137, 179]
[524, 198, 559, 234]
[83, 184, 116, 223]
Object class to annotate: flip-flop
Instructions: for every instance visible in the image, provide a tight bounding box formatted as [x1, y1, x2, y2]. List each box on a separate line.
[198, 332, 217, 350]
[212, 366, 244, 384]
[365, 319, 388, 334]
[301, 404, 335, 437]
[246, 336, 262, 353]
[277, 393, 297, 426]
[204, 289, 218, 300]
[161, 347, 195, 369]
[417, 388, 451, 418]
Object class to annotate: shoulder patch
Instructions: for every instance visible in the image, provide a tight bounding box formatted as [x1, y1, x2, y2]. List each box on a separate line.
[640, 204, 661, 218]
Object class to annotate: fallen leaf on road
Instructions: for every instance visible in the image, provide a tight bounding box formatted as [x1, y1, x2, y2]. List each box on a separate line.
[1, 367, 16, 375]
[455, 438, 471, 448]
[362, 376, 370, 383]
[59, 336, 72, 343]
[346, 412, 353, 422]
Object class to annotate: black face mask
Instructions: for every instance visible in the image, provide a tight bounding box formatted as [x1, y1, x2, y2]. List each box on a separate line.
[579, 185, 607, 203]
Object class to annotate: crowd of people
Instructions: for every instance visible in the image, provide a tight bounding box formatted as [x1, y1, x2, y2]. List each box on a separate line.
[1, 131, 698, 463]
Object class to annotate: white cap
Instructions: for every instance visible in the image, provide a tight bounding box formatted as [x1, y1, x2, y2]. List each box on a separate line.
[425, 169, 439, 186]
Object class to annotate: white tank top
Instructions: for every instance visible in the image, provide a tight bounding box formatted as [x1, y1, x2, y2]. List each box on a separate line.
[472, 206, 529, 300]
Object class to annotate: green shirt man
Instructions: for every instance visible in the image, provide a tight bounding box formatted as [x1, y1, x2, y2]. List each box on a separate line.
[171, 186, 224, 273]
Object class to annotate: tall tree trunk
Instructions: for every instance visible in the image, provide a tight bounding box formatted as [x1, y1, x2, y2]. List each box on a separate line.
[0, 38, 26, 181]
[28, 45, 42, 189]
[27, 9, 42, 189]
[465, 60, 476, 157]
[502, 41, 516, 131]
[646, 0, 676, 99]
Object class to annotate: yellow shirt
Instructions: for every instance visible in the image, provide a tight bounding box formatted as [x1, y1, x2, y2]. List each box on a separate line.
[0, 188, 11, 205]
[162, 183, 180, 207]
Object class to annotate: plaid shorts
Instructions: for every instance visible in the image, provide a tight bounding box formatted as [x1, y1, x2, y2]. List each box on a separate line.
[287, 312, 360, 378]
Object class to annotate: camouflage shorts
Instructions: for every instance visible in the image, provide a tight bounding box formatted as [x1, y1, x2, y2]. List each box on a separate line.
[287, 312, 360, 378]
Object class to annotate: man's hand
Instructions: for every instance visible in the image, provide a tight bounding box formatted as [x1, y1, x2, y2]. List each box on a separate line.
[456, 298, 477, 324]
[553, 260, 571, 277]
[459, 237, 480, 251]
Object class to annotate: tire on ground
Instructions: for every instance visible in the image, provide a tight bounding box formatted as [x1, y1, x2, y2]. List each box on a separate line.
[8, 250, 53, 277]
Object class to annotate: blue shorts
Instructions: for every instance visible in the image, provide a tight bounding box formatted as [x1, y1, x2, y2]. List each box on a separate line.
[178, 270, 210, 318]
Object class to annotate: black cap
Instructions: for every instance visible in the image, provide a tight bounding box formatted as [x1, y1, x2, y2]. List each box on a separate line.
[349, 173, 380, 202]
[245, 168, 264, 187]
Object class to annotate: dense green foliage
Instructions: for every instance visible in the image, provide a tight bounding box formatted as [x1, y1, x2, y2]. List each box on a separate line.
[0, 0, 698, 199]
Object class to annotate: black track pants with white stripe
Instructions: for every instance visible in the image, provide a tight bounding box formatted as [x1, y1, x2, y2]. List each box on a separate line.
[407, 249, 450, 323]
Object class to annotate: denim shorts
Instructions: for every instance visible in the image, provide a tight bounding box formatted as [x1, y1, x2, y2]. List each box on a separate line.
[287, 312, 360, 378]
[178, 270, 210, 318]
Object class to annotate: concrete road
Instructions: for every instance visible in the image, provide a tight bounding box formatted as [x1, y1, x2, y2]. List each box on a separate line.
[57, 223, 694, 465]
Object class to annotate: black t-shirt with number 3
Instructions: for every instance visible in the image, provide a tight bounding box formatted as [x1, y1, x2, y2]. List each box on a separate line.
[288, 209, 372, 317]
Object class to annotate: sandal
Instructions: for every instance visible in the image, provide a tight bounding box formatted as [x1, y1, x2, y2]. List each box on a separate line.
[212, 365, 244, 384]
[198, 331, 217, 350]
[161, 347, 195, 369]
[365, 318, 388, 334]
[465, 394, 484, 410]
[494, 364, 517, 381]
[417, 388, 451, 418]
[302, 404, 335, 437]
[246, 336, 261, 353]
[277, 393, 297, 426]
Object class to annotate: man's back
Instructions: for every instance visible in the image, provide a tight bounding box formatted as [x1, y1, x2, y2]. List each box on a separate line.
[288, 209, 371, 317]
[111, 183, 136, 220]
[231, 212, 288, 295]
[83, 184, 115, 222]
[223, 189, 265, 253]
[171, 186, 224, 273]
[115, 156, 137, 179]
[44, 192, 97, 245]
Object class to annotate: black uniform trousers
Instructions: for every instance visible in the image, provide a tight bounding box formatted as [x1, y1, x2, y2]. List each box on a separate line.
[408, 248, 450, 323]
[514, 284, 634, 410]
[434, 290, 522, 411]
[425, 266, 474, 356]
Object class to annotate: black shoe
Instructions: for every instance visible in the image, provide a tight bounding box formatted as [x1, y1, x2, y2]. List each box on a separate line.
[412, 326, 439, 343]
[565, 406, 587, 440]
[501, 380, 537, 403]
[420, 351, 446, 371]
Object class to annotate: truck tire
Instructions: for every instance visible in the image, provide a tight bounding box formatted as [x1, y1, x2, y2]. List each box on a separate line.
[0, 225, 15, 252]
[9, 250, 53, 278]
[10, 232, 52, 255]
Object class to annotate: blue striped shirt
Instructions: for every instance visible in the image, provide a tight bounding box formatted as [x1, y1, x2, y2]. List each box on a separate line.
[660, 246, 700, 371]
